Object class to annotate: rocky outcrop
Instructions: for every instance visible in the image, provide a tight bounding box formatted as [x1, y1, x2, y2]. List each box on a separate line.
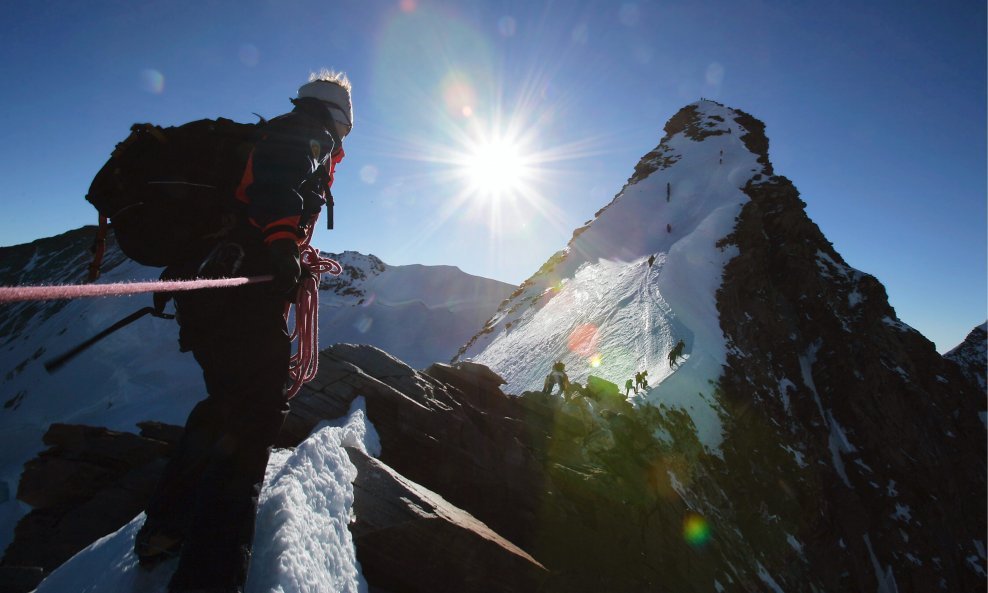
[346, 447, 546, 593]
[710, 171, 987, 591]
[0, 422, 179, 592]
[279, 344, 546, 548]
[945, 322, 987, 393]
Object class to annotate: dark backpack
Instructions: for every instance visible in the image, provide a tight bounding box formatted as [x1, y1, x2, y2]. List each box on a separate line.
[86, 117, 262, 268]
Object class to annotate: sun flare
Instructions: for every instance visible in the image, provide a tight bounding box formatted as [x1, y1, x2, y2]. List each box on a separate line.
[458, 137, 533, 200]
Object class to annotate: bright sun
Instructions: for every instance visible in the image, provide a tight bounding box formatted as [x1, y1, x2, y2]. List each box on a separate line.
[458, 137, 533, 200]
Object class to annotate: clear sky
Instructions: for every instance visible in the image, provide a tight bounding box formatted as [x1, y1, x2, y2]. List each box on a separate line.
[1, 0, 984, 353]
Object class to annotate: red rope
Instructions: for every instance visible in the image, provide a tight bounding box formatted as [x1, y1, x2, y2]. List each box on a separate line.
[284, 216, 342, 399]
[0, 275, 273, 304]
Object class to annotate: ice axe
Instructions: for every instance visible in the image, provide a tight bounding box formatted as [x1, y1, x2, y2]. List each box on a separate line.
[44, 306, 174, 373]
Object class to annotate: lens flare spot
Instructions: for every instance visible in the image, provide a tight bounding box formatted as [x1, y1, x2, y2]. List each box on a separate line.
[239, 44, 259, 67]
[399, 0, 417, 13]
[497, 16, 517, 37]
[355, 316, 374, 334]
[589, 353, 602, 368]
[683, 513, 711, 548]
[360, 165, 379, 184]
[441, 74, 477, 119]
[140, 69, 164, 94]
[568, 324, 599, 358]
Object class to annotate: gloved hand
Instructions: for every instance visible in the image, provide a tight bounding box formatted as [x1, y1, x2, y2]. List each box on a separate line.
[267, 239, 302, 299]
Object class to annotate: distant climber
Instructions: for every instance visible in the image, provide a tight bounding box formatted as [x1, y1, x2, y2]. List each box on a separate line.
[625, 378, 634, 396]
[543, 361, 571, 398]
[635, 370, 649, 391]
[666, 182, 671, 202]
[648, 254, 656, 267]
[669, 340, 686, 368]
[667, 223, 672, 233]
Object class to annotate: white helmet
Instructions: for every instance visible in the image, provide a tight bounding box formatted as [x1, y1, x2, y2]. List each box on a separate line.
[298, 77, 352, 138]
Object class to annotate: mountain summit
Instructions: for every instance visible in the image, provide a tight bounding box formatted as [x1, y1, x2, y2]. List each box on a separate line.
[457, 100, 780, 447]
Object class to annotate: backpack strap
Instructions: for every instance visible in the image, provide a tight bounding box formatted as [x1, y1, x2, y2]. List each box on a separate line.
[87, 215, 109, 281]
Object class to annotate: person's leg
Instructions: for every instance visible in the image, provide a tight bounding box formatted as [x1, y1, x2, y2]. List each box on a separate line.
[137, 396, 225, 561]
[166, 283, 290, 592]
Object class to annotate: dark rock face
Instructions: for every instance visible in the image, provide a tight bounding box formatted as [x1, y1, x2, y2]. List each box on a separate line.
[0, 422, 178, 590]
[945, 322, 987, 393]
[709, 173, 987, 591]
[346, 447, 546, 593]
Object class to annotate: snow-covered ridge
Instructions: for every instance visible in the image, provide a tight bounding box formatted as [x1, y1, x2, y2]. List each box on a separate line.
[457, 100, 772, 449]
[32, 400, 380, 593]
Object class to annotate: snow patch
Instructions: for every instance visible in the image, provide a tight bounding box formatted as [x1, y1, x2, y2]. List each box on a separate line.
[892, 504, 912, 523]
[827, 410, 857, 488]
[780, 444, 808, 468]
[778, 378, 796, 413]
[755, 562, 786, 593]
[864, 534, 900, 593]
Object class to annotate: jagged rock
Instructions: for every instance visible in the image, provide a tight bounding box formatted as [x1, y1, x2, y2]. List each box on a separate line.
[945, 322, 987, 393]
[281, 343, 546, 549]
[1, 423, 179, 585]
[346, 447, 546, 593]
[709, 173, 988, 591]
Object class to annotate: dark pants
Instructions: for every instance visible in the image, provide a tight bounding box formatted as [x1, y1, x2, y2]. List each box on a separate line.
[145, 242, 290, 591]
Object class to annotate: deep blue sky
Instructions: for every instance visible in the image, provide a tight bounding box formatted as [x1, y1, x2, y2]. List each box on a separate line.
[1, 0, 984, 352]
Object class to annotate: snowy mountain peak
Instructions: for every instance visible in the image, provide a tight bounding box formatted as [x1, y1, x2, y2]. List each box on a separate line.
[451, 100, 985, 589]
[456, 101, 775, 448]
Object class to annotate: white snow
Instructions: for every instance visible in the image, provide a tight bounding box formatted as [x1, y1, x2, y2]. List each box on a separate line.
[463, 100, 764, 451]
[886, 480, 898, 497]
[32, 398, 379, 593]
[786, 533, 805, 556]
[778, 378, 796, 413]
[755, 561, 786, 593]
[780, 444, 808, 468]
[864, 534, 901, 593]
[892, 504, 912, 523]
[827, 410, 857, 488]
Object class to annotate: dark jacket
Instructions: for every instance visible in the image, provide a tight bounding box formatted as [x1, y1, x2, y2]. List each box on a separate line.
[235, 98, 342, 245]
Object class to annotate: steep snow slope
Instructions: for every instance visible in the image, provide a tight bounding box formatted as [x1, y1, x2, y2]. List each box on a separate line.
[458, 100, 764, 448]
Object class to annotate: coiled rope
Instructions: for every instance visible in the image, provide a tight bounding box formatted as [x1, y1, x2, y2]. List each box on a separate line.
[285, 233, 342, 399]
